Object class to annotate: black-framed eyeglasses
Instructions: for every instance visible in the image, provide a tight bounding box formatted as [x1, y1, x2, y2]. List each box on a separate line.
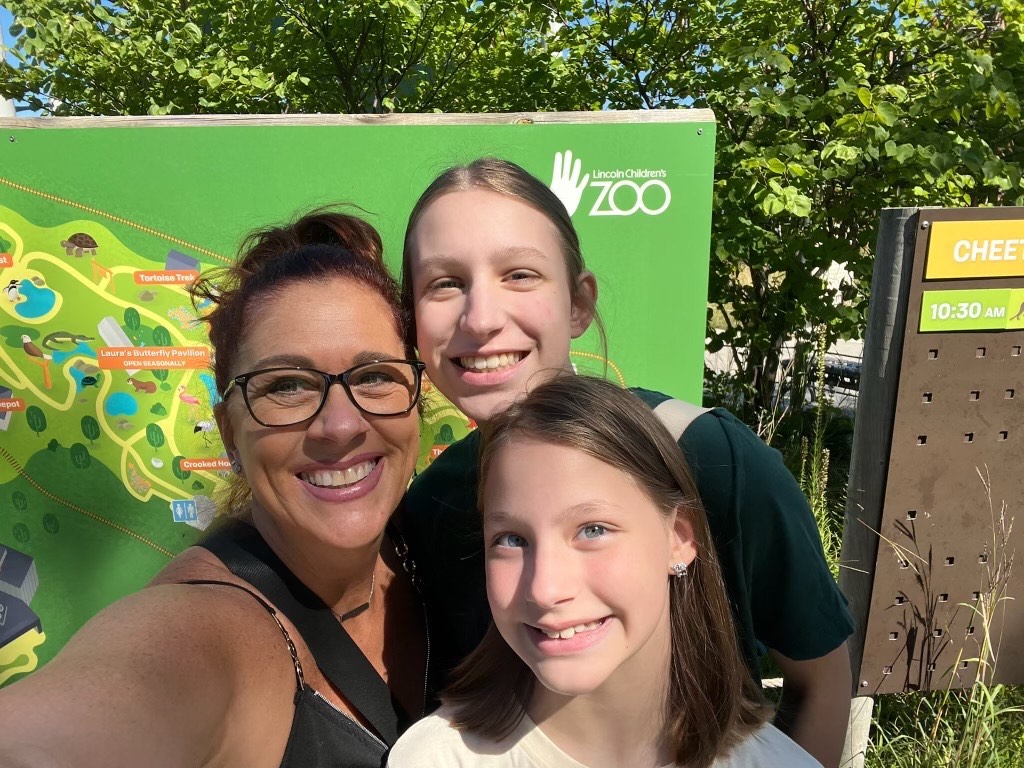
[222, 359, 426, 427]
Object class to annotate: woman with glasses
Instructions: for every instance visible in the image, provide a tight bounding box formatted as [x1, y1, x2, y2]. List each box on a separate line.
[0, 209, 435, 768]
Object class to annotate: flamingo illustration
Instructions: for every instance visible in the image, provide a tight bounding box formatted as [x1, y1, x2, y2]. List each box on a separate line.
[178, 386, 201, 407]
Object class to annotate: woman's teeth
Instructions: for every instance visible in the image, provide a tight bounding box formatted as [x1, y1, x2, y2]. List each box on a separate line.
[539, 620, 603, 640]
[299, 460, 377, 488]
[459, 352, 523, 371]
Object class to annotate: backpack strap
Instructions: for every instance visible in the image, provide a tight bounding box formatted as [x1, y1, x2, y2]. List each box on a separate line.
[652, 398, 712, 442]
[197, 519, 400, 746]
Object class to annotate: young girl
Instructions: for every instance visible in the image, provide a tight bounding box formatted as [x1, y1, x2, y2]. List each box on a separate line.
[399, 158, 853, 767]
[389, 376, 820, 767]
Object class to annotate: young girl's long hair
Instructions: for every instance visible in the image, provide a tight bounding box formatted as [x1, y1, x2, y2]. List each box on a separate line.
[442, 375, 769, 767]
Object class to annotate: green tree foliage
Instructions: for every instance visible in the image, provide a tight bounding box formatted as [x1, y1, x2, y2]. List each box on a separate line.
[150, 402, 168, 416]
[146, 422, 166, 451]
[172, 455, 191, 484]
[25, 404, 46, 437]
[80, 414, 100, 444]
[436, 423, 455, 444]
[0, 0, 568, 115]
[4, 1, 1023, 417]
[69, 441, 91, 468]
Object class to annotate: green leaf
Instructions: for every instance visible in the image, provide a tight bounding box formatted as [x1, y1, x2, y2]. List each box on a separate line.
[767, 157, 787, 174]
[205, 73, 222, 89]
[182, 22, 202, 43]
[173, 59, 187, 74]
[875, 102, 897, 126]
[856, 87, 871, 109]
[789, 194, 812, 217]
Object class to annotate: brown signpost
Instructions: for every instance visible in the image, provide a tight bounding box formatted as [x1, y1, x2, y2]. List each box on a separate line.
[841, 207, 1024, 695]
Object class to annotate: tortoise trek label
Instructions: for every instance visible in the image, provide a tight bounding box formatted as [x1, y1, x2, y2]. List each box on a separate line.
[548, 150, 672, 218]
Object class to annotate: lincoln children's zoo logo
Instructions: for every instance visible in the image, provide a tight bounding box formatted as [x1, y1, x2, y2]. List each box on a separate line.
[548, 150, 672, 218]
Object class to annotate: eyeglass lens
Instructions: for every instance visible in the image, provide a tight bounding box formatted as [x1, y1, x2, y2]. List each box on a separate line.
[244, 362, 418, 425]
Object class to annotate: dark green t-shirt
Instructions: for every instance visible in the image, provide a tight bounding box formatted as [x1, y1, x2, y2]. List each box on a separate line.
[403, 388, 853, 680]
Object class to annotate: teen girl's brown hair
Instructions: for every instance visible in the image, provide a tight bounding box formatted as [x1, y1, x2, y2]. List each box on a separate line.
[442, 375, 769, 768]
[189, 207, 410, 514]
[401, 157, 607, 356]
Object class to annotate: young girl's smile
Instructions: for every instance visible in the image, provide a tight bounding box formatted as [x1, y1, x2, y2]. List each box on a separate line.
[408, 188, 593, 424]
[482, 437, 695, 699]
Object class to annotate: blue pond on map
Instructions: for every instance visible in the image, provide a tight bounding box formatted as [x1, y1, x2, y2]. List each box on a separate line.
[104, 392, 138, 416]
[13, 281, 57, 319]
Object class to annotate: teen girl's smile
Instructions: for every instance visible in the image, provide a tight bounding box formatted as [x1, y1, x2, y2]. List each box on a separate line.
[408, 188, 594, 425]
[483, 437, 693, 698]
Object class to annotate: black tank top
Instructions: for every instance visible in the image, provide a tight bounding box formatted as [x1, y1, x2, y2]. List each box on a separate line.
[183, 578, 390, 767]
[185, 518, 435, 768]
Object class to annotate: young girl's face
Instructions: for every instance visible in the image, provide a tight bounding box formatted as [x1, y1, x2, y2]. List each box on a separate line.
[482, 437, 695, 699]
[407, 189, 593, 425]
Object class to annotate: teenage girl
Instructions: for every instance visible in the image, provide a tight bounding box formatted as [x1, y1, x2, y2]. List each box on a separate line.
[390, 376, 821, 767]
[398, 157, 853, 767]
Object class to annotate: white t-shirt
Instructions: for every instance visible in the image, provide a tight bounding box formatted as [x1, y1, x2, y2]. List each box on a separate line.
[388, 707, 822, 768]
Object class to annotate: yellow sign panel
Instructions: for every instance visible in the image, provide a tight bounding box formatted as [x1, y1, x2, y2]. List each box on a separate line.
[925, 219, 1024, 279]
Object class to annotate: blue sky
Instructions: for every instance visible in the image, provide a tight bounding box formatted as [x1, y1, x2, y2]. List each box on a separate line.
[1, 6, 17, 66]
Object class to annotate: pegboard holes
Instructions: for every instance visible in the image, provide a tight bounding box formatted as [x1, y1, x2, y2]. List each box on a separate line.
[1012, 345, 1022, 356]
[998, 431, 1008, 441]
[889, 631, 899, 640]
[979, 553, 989, 564]
[1007, 389, 1016, 399]
[917, 435, 928, 445]
[927, 662, 937, 672]
[933, 628, 943, 638]
[939, 593, 949, 602]
[945, 556, 956, 566]
[922, 392, 933, 403]
[972, 591, 981, 601]
[976, 347, 986, 358]
[964, 432, 974, 443]
[967, 626, 976, 635]
[899, 559, 910, 569]
[969, 390, 980, 401]
[907, 509, 918, 520]
[960, 661, 970, 669]
[883, 665, 893, 675]
[895, 595, 907, 605]
[928, 349, 939, 359]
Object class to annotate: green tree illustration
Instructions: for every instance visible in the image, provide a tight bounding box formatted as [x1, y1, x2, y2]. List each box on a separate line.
[152, 326, 172, 347]
[70, 442, 91, 469]
[172, 456, 191, 485]
[81, 415, 101, 445]
[26, 405, 47, 437]
[43, 513, 60, 534]
[124, 307, 141, 332]
[146, 423, 166, 452]
[11, 491, 27, 511]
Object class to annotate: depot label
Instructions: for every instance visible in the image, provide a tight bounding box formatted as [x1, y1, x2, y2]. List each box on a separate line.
[97, 346, 210, 369]
[0, 398, 26, 411]
[180, 458, 231, 471]
[919, 288, 1024, 332]
[925, 219, 1024, 279]
[133, 270, 199, 285]
[0, 254, 12, 268]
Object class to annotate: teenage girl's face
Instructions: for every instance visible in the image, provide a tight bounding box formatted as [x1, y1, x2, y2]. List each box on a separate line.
[483, 437, 696, 700]
[408, 189, 594, 425]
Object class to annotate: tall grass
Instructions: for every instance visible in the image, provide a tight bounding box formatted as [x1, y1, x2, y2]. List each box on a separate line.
[711, 335, 1024, 767]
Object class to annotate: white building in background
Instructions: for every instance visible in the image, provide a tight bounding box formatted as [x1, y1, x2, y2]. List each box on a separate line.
[1, 25, 16, 118]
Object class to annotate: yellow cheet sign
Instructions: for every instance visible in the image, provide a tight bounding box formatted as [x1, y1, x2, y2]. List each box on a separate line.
[925, 219, 1024, 279]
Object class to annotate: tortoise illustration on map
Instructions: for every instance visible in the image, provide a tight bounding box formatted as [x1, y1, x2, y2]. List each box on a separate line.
[61, 233, 99, 257]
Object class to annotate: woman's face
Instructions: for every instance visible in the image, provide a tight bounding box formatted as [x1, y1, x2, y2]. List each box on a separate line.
[483, 437, 695, 700]
[217, 276, 419, 552]
[408, 189, 594, 425]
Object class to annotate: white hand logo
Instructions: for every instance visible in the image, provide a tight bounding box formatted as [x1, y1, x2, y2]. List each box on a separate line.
[549, 150, 590, 216]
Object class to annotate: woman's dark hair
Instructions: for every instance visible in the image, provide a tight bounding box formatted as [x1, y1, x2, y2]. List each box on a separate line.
[189, 207, 409, 513]
[401, 157, 606, 358]
[442, 375, 769, 768]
